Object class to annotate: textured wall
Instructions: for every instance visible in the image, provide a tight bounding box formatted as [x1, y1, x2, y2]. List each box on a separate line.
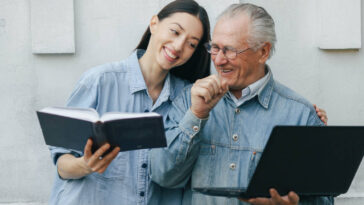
[243, 0, 364, 204]
[0, 0, 363, 204]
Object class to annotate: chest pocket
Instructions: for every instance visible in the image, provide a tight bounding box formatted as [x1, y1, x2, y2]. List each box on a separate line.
[247, 150, 263, 181]
[93, 152, 128, 180]
[199, 144, 216, 155]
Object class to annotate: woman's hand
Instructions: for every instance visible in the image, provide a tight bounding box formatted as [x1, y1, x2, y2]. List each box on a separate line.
[57, 139, 120, 179]
[314, 104, 328, 125]
[82, 138, 120, 174]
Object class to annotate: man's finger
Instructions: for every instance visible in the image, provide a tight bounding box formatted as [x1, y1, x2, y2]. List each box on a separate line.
[247, 197, 271, 205]
[270, 188, 285, 204]
[287, 191, 299, 203]
[198, 82, 217, 100]
[193, 86, 213, 103]
[209, 75, 222, 95]
[220, 78, 229, 93]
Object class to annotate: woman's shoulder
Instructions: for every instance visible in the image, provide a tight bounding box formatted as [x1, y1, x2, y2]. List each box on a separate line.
[76, 59, 131, 88]
[169, 74, 191, 99]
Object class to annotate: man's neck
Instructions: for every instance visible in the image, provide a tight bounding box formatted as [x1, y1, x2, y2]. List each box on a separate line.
[229, 65, 268, 99]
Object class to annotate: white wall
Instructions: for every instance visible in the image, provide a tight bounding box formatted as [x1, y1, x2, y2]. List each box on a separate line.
[244, 0, 364, 204]
[0, 0, 362, 204]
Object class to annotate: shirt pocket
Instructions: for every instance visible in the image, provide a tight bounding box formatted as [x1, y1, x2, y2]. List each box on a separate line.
[55, 177, 105, 205]
[93, 152, 128, 179]
[192, 144, 216, 186]
[199, 144, 216, 155]
[248, 150, 263, 181]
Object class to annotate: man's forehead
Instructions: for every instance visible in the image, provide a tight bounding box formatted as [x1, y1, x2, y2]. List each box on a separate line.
[212, 16, 250, 46]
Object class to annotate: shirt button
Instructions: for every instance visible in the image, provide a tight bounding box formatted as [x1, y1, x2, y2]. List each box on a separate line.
[235, 108, 240, 113]
[193, 125, 199, 132]
[140, 191, 145, 197]
[232, 134, 238, 141]
[229, 163, 236, 170]
[141, 163, 147, 168]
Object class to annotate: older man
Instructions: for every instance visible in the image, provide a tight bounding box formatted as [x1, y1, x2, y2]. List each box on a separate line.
[150, 3, 333, 205]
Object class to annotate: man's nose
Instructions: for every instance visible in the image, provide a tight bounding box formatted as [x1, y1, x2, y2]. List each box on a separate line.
[213, 50, 228, 66]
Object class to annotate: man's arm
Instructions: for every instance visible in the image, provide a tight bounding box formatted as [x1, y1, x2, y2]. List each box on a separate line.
[150, 106, 207, 188]
[241, 105, 333, 205]
[150, 75, 228, 188]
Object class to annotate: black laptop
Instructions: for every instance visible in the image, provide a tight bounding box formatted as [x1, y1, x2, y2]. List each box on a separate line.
[193, 126, 364, 198]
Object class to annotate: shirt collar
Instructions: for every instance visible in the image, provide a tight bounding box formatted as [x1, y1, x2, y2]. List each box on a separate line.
[126, 49, 174, 103]
[228, 66, 270, 106]
[152, 73, 172, 109]
[257, 65, 274, 109]
[127, 49, 148, 94]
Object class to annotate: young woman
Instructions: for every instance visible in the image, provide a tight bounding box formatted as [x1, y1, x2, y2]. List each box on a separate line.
[49, 1, 210, 205]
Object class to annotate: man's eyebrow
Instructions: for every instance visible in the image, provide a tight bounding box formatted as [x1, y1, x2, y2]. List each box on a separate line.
[172, 22, 200, 41]
[211, 43, 235, 49]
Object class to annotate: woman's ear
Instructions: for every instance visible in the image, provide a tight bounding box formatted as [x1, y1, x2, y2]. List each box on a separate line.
[149, 15, 159, 34]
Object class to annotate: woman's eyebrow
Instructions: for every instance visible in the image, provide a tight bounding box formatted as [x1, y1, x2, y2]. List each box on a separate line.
[171, 22, 200, 41]
[171, 22, 184, 31]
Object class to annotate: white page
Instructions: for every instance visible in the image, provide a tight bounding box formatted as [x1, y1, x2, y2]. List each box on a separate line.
[39, 106, 100, 122]
[101, 112, 160, 122]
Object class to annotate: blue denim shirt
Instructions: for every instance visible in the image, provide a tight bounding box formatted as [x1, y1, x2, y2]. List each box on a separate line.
[48, 50, 188, 205]
[150, 67, 334, 205]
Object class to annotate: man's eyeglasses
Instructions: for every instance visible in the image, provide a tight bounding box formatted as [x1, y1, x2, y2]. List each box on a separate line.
[204, 43, 251, 59]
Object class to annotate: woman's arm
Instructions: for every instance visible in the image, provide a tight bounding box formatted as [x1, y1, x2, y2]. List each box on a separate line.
[57, 139, 120, 179]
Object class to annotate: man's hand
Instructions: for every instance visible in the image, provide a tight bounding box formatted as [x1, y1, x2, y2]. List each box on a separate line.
[240, 188, 299, 205]
[190, 75, 228, 119]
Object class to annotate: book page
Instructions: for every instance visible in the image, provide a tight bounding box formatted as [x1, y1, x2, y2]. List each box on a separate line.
[101, 112, 160, 122]
[39, 106, 100, 122]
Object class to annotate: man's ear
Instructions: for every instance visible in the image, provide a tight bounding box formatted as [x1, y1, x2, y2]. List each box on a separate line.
[149, 15, 159, 34]
[258, 42, 272, 63]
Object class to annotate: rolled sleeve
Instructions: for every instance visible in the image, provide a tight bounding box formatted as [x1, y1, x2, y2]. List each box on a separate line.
[49, 146, 82, 165]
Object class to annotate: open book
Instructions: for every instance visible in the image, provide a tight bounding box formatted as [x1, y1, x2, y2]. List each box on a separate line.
[37, 106, 167, 153]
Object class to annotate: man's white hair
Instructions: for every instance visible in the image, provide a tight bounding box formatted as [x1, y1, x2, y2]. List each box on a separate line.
[217, 3, 277, 58]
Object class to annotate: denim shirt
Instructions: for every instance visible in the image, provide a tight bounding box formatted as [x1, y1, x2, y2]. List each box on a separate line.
[48, 50, 188, 205]
[150, 67, 334, 205]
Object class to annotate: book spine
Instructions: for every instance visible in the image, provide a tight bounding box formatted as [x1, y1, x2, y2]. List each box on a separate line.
[92, 121, 107, 151]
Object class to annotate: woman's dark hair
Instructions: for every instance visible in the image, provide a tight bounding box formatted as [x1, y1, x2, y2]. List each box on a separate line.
[136, 0, 211, 83]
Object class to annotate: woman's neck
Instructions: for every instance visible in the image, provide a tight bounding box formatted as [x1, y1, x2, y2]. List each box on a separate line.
[138, 49, 169, 103]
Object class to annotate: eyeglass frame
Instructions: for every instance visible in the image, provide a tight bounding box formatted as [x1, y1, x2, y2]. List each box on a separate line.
[204, 42, 252, 59]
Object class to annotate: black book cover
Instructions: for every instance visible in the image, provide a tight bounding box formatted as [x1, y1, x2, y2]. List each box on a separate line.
[37, 110, 167, 153]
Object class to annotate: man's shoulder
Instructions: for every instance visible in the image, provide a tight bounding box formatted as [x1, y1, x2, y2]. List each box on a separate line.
[169, 74, 191, 98]
[269, 79, 323, 125]
[171, 83, 193, 107]
[271, 80, 313, 109]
